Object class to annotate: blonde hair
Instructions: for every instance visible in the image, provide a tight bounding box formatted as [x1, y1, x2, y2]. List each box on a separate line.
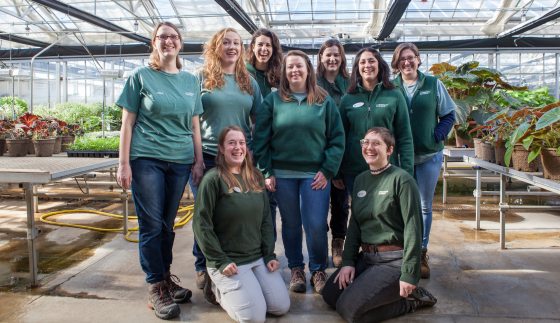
[216, 126, 264, 193]
[148, 22, 183, 70]
[202, 28, 253, 94]
[279, 50, 327, 105]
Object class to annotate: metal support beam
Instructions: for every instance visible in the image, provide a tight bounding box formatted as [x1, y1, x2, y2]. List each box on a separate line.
[30, 0, 150, 44]
[376, 0, 411, 40]
[0, 32, 50, 48]
[498, 6, 560, 38]
[214, 0, 258, 34]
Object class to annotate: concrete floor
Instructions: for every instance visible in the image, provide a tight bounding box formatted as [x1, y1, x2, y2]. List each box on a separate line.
[1, 184, 560, 322]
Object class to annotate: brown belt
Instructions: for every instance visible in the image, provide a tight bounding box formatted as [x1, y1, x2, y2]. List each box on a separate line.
[361, 243, 403, 253]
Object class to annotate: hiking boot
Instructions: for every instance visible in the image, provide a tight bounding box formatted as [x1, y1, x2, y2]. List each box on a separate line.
[195, 271, 207, 290]
[311, 271, 327, 294]
[165, 273, 192, 303]
[289, 267, 306, 293]
[147, 281, 180, 320]
[407, 286, 437, 310]
[203, 273, 219, 305]
[421, 249, 430, 279]
[331, 238, 344, 268]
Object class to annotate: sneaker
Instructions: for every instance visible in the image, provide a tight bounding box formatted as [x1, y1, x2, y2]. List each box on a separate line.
[331, 238, 344, 268]
[311, 271, 327, 294]
[196, 271, 207, 290]
[289, 267, 306, 293]
[203, 273, 219, 305]
[421, 249, 430, 279]
[165, 273, 192, 303]
[147, 281, 180, 320]
[407, 286, 437, 310]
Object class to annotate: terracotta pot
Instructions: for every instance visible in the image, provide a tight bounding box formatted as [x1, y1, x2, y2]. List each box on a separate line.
[33, 138, 56, 157]
[61, 135, 75, 152]
[6, 139, 28, 157]
[473, 138, 483, 158]
[540, 148, 560, 180]
[53, 136, 62, 154]
[480, 141, 495, 163]
[454, 129, 473, 148]
[494, 141, 506, 166]
[511, 145, 538, 172]
[27, 139, 34, 155]
[0, 139, 5, 156]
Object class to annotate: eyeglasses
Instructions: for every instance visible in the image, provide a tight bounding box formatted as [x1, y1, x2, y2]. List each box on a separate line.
[399, 56, 417, 63]
[360, 139, 380, 147]
[156, 34, 180, 41]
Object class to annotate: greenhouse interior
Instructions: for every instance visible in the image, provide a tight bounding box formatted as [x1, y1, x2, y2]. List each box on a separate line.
[1, 0, 560, 322]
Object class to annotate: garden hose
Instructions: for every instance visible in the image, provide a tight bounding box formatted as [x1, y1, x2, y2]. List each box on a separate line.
[39, 205, 194, 243]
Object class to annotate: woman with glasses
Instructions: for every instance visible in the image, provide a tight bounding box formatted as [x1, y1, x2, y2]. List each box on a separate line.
[391, 43, 456, 279]
[322, 127, 437, 323]
[316, 39, 350, 268]
[193, 126, 290, 322]
[339, 47, 413, 196]
[116, 21, 202, 320]
[254, 50, 345, 294]
[191, 27, 262, 301]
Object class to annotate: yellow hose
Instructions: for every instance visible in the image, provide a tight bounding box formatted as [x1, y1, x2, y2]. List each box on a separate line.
[40, 205, 194, 243]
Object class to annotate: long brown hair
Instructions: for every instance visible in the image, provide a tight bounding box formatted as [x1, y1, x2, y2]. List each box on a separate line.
[202, 28, 253, 94]
[391, 42, 422, 74]
[247, 28, 283, 88]
[316, 39, 349, 79]
[347, 47, 394, 94]
[279, 50, 327, 105]
[216, 126, 264, 193]
[148, 22, 183, 71]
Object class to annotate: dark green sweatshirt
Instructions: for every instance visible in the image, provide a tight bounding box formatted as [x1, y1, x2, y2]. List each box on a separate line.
[317, 74, 349, 106]
[339, 83, 414, 177]
[342, 166, 422, 285]
[246, 63, 275, 98]
[193, 169, 275, 272]
[393, 71, 442, 156]
[253, 92, 345, 179]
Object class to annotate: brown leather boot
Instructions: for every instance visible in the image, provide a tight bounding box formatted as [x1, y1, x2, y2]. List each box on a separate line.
[331, 238, 344, 268]
[421, 249, 430, 279]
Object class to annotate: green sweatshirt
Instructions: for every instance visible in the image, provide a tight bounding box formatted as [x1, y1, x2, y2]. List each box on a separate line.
[339, 83, 414, 177]
[317, 74, 349, 106]
[193, 169, 275, 272]
[199, 73, 262, 156]
[246, 63, 275, 98]
[393, 71, 442, 157]
[342, 166, 422, 285]
[253, 92, 345, 179]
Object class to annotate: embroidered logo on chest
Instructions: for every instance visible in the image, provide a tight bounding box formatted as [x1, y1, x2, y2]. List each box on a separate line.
[376, 103, 388, 108]
[353, 102, 365, 108]
[156, 91, 165, 95]
[184, 92, 194, 96]
[419, 91, 431, 95]
[378, 190, 389, 195]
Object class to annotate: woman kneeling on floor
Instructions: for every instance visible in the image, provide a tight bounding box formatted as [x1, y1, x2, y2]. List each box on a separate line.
[193, 126, 290, 323]
[322, 127, 437, 323]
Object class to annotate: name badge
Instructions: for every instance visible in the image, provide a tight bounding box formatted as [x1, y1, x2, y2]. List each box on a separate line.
[378, 190, 389, 195]
[376, 103, 388, 108]
[233, 187, 242, 193]
[419, 91, 431, 95]
[271, 87, 278, 92]
[357, 190, 367, 198]
[353, 102, 364, 108]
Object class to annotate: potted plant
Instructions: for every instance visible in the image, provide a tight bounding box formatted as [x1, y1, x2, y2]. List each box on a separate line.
[66, 136, 119, 158]
[30, 120, 56, 157]
[430, 61, 526, 147]
[60, 123, 81, 152]
[5, 123, 31, 157]
[0, 119, 12, 156]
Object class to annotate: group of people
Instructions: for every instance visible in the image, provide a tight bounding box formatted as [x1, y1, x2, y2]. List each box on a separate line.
[116, 21, 456, 322]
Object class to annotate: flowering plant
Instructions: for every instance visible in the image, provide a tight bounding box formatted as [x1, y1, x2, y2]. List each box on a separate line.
[7, 123, 31, 139]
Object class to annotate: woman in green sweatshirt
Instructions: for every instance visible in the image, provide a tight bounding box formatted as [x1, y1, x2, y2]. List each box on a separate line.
[254, 50, 345, 295]
[339, 47, 414, 194]
[194, 126, 290, 322]
[322, 127, 437, 322]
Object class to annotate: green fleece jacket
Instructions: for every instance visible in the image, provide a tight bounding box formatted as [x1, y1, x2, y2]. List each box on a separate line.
[339, 83, 414, 177]
[246, 62, 275, 98]
[253, 92, 345, 179]
[193, 169, 275, 272]
[317, 74, 349, 106]
[342, 166, 422, 285]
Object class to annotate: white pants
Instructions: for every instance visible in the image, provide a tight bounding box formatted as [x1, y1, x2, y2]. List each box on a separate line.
[208, 258, 290, 323]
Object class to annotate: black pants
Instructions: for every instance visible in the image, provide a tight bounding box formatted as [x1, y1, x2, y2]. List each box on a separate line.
[322, 251, 413, 323]
[329, 185, 349, 239]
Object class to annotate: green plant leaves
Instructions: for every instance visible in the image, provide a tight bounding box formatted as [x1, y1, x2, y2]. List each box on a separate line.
[535, 107, 560, 130]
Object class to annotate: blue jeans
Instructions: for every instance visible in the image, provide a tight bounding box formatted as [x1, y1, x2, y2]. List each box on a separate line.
[189, 153, 216, 272]
[414, 151, 443, 249]
[130, 157, 191, 284]
[274, 178, 330, 272]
